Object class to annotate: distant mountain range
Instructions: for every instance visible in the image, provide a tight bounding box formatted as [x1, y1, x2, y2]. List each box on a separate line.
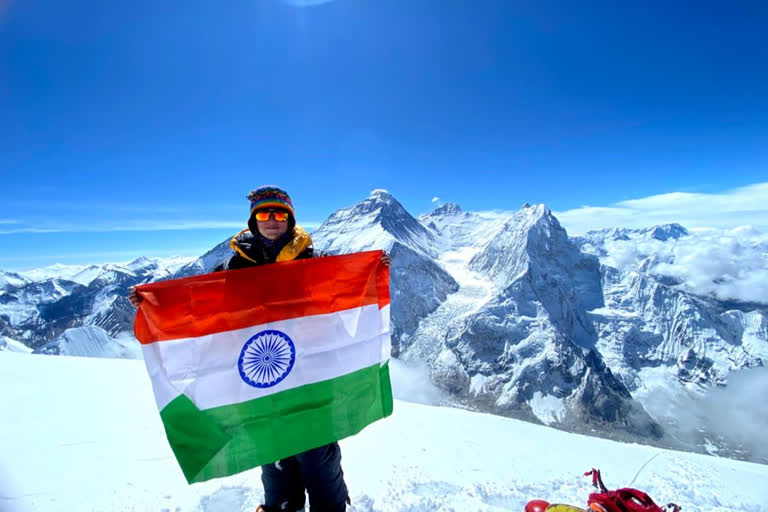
[2, 191, 766, 461]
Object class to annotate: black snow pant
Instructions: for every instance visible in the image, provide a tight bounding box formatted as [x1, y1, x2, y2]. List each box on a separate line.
[261, 442, 348, 512]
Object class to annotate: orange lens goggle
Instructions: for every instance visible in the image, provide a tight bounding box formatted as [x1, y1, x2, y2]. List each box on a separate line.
[254, 209, 290, 222]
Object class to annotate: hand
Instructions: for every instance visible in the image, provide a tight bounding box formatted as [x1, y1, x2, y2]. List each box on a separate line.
[128, 286, 143, 308]
[380, 251, 391, 267]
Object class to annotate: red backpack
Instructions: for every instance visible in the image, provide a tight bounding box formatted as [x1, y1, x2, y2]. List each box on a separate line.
[584, 469, 681, 512]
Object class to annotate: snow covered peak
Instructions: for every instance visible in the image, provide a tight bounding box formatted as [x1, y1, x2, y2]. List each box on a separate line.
[174, 239, 233, 277]
[469, 203, 575, 287]
[571, 223, 691, 263]
[358, 189, 407, 216]
[18, 263, 89, 283]
[520, 203, 556, 225]
[419, 204, 509, 250]
[429, 202, 464, 216]
[645, 223, 689, 241]
[127, 256, 153, 270]
[577, 222, 690, 246]
[312, 191, 439, 256]
[0, 271, 29, 289]
[369, 188, 393, 201]
[468, 203, 603, 347]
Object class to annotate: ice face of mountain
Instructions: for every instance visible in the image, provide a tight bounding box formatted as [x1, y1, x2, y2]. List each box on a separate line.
[645, 223, 690, 241]
[28, 258, 197, 288]
[387, 242, 460, 350]
[574, 224, 768, 308]
[431, 202, 463, 216]
[573, 223, 690, 258]
[35, 325, 140, 358]
[592, 267, 767, 389]
[575, 223, 690, 247]
[173, 238, 233, 278]
[127, 256, 153, 271]
[17, 263, 89, 283]
[312, 189, 441, 257]
[69, 265, 113, 286]
[313, 191, 458, 351]
[0, 258, 193, 351]
[568, 221, 767, 389]
[0, 271, 29, 289]
[469, 204, 603, 346]
[418, 202, 501, 249]
[420, 202, 466, 232]
[402, 204, 660, 438]
[721, 309, 768, 362]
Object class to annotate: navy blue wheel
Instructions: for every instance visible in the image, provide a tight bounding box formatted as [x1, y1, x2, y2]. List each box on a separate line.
[238, 329, 296, 388]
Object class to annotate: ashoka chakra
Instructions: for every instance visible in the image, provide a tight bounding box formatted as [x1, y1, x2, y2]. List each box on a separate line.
[238, 329, 296, 388]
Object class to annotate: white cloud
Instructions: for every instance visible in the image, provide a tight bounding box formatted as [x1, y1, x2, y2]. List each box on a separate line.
[642, 368, 768, 462]
[556, 182, 768, 235]
[432, 197, 440, 203]
[592, 228, 768, 304]
[389, 358, 445, 406]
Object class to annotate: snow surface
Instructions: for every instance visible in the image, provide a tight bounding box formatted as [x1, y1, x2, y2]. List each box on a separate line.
[529, 392, 567, 426]
[0, 336, 32, 353]
[400, 246, 494, 363]
[38, 326, 142, 359]
[2, 352, 767, 512]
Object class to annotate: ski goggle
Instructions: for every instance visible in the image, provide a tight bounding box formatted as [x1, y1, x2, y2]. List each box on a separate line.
[253, 209, 290, 222]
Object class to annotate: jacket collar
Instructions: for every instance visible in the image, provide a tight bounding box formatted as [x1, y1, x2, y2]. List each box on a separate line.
[229, 225, 312, 264]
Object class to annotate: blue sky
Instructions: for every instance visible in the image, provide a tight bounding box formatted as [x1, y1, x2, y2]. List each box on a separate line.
[1, 1, 767, 269]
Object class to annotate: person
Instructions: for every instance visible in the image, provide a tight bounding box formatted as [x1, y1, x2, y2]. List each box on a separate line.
[130, 185, 390, 512]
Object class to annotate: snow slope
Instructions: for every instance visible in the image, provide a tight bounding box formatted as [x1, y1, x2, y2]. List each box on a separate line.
[35, 325, 142, 359]
[0, 335, 32, 353]
[1, 352, 767, 512]
[0, 271, 29, 289]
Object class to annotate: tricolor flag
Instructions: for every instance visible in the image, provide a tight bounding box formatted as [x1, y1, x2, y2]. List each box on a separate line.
[133, 251, 393, 484]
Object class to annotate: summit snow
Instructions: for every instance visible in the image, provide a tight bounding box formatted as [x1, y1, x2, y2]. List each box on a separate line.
[313, 189, 459, 345]
[312, 189, 441, 257]
[4, 352, 768, 512]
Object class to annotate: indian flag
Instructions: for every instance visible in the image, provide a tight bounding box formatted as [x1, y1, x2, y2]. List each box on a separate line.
[133, 250, 393, 484]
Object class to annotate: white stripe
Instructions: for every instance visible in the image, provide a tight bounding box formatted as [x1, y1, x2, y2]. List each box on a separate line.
[142, 304, 390, 411]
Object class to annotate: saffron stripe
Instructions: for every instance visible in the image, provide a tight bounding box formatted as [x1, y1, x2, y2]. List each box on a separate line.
[134, 251, 390, 343]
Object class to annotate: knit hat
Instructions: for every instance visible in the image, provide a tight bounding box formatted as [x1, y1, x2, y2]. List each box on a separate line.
[248, 185, 295, 217]
[247, 185, 296, 236]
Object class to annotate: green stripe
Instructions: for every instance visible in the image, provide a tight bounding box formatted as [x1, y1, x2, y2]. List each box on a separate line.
[160, 361, 393, 483]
